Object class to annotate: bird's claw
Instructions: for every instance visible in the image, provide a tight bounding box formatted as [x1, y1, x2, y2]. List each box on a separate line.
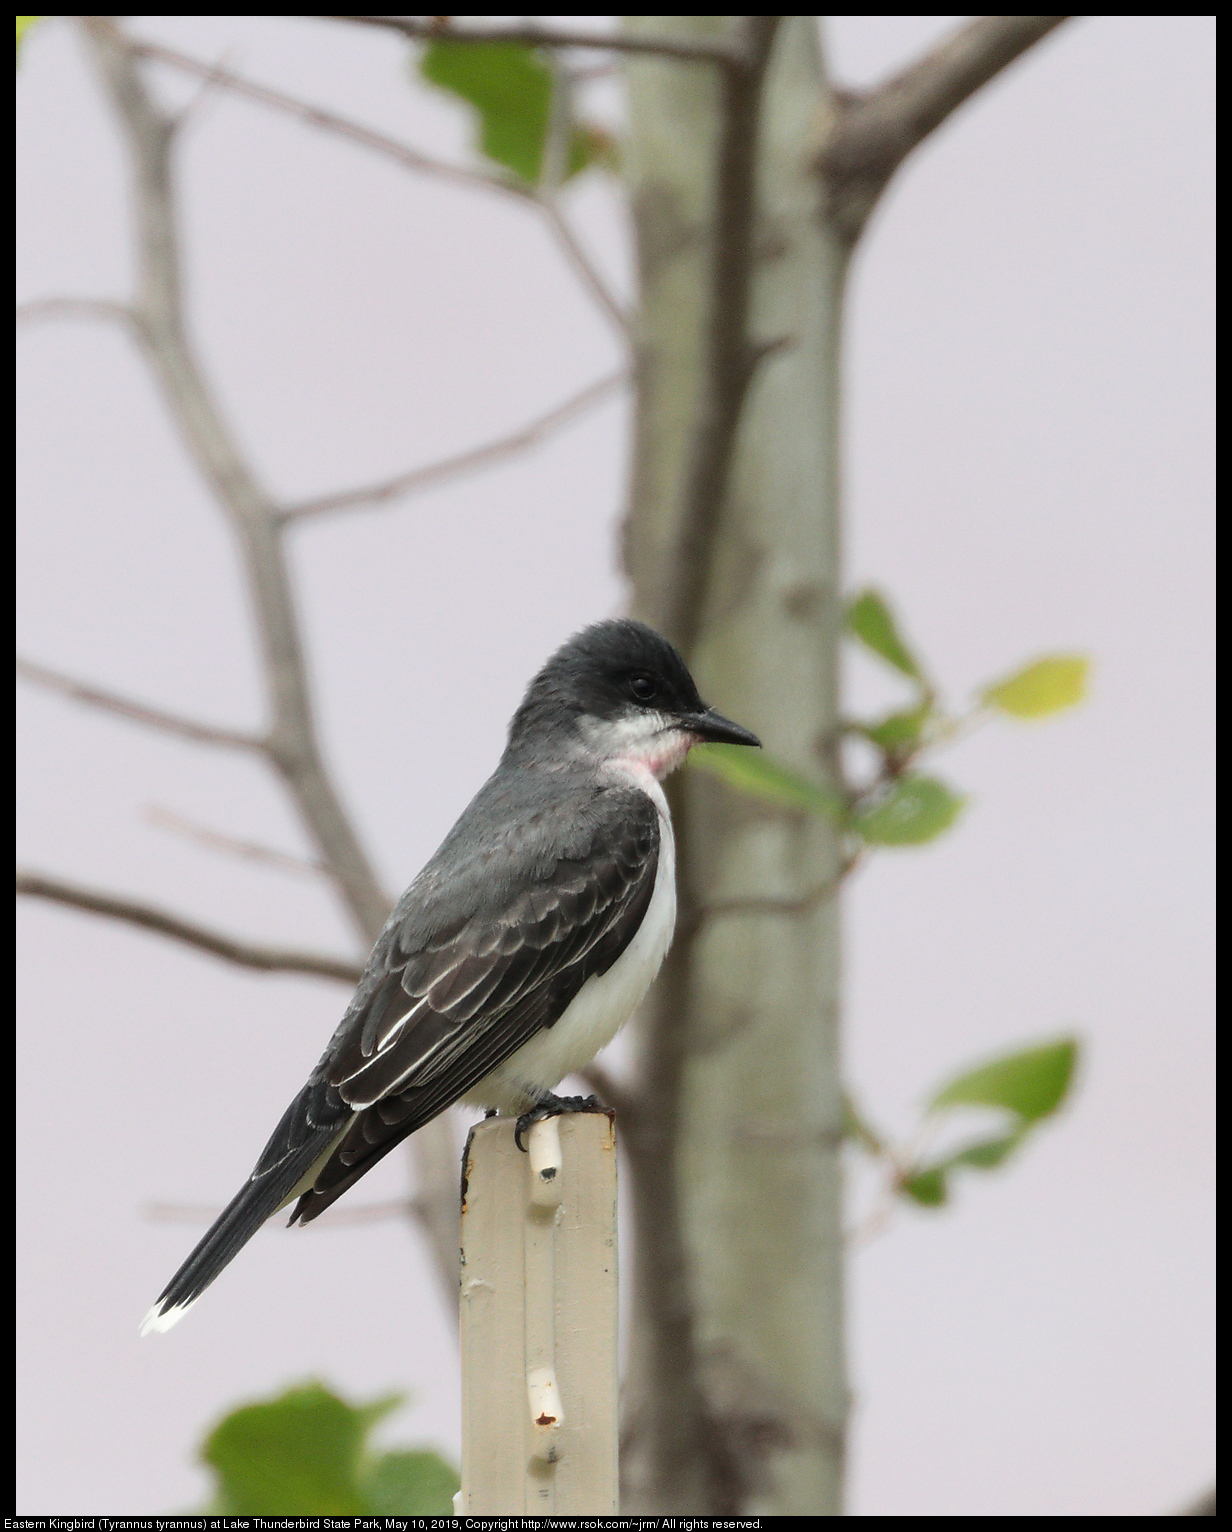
[514, 1093, 601, 1153]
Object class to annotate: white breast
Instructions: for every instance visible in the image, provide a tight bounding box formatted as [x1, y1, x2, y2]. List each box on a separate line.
[465, 779, 676, 1114]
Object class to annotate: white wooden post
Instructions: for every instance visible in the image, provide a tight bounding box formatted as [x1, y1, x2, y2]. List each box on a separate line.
[454, 1111, 620, 1514]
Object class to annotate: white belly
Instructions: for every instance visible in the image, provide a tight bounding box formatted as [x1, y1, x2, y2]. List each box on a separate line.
[465, 789, 676, 1114]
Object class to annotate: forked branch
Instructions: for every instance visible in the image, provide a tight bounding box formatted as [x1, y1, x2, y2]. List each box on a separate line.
[127, 39, 523, 202]
[81, 16, 392, 942]
[824, 15, 1071, 243]
[127, 37, 628, 339]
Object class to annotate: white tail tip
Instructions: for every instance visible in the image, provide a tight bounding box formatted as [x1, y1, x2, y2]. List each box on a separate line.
[139, 1298, 194, 1336]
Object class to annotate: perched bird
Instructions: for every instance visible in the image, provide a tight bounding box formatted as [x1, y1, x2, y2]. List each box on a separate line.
[140, 618, 759, 1334]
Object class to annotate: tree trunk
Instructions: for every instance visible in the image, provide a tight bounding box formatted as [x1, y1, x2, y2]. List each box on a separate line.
[620, 16, 849, 1515]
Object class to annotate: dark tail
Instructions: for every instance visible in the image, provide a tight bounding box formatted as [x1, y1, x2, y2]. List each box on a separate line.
[140, 1083, 347, 1334]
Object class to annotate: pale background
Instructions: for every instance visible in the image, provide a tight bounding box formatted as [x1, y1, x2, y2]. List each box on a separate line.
[16, 16, 1214, 1516]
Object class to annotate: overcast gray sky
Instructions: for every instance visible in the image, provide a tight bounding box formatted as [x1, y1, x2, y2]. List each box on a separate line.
[17, 16, 1214, 1516]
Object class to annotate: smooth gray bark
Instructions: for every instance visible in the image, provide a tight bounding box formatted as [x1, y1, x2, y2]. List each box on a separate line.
[620, 17, 848, 1513]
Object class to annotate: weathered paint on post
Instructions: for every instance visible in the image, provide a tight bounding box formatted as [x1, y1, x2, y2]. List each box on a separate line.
[457, 1111, 619, 1513]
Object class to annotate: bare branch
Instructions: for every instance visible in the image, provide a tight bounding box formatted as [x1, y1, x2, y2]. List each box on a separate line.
[824, 16, 1071, 244]
[145, 1196, 416, 1227]
[682, 853, 864, 945]
[16, 656, 263, 750]
[144, 1201, 228, 1224]
[283, 370, 627, 521]
[132, 38, 628, 337]
[16, 296, 135, 327]
[529, 57, 628, 334]
[325, 16, 746, 67]
[162, 45, 238, 136]
[77, 15, 463, 1322]
[539, 54, 573, 196]
[143, 805, 326, 878]
[537, 199, 630, 337]
[81, 17, 393, 941]
[17, 869, 364, 983]
[126, 38, 526, 203]
[310, 1197, 418, 1227]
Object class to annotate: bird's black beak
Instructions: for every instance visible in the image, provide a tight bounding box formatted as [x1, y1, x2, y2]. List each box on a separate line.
[686, 707, 761, 748]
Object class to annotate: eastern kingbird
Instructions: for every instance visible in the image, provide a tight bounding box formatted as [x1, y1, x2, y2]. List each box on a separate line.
[140, 619, 759, 1334]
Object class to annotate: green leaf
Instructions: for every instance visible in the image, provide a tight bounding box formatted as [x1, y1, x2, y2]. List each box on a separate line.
[900, 1167, 948, 1206]
[202, 1382, 377, 1514]
[898, 1132, 1024, 1209]
[899, 1038, 1080, 1211]
[860, 704, 931, 754]
[419, 40, 603, 185]
[949, 1130, 1026, 1170]
[845, 589, 922, 680]
[363, 1450, 460, 1515]
[200, 1381, 458, 1516]
[981, 654, 1088, 719]
[690, 743, 845, 821]
[928, 1037, 1078, 1125]
[16, 16, 42, 62]
[853, 775, 964, 846]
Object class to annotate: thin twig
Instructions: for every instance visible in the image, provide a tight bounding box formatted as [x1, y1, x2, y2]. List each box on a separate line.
[16, 656, 263, 751]
[699, 875, 854, 923]
[17, 869, 364, 983]
[539, 56, 573, 195]
[684, 852, 864, 942]
[282, 370, 627, 521]
[16, 296, 136, 327]
[145, 1201, 230, 1224]
[145, 1196, 414, 1227]
[165, 44, 237, 135]
[143, 805, 326, 878]
[127, 38, 525, 202]
[536, 199, 630, 337]
[128, 38, 628, 337]
[823, 16, 1071, 244]
[325, 17, 746, 67]
[530, 56, 628, 333]
[846, 1113, 944, 1248]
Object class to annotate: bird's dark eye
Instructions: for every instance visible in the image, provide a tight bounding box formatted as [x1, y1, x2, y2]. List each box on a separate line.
[629, 673, 657, 702]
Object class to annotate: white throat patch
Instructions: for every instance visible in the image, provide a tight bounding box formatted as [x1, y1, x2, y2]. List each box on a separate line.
[579, 709, 694, 783]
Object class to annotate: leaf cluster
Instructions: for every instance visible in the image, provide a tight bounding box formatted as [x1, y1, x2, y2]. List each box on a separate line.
[849, 1037, 1080, 1214]
[199, 1381, 459, 1515]
[693, 586, 1088, 851]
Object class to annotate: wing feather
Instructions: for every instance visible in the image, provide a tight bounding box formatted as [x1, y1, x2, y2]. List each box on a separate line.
[290, 781, 661, 1223]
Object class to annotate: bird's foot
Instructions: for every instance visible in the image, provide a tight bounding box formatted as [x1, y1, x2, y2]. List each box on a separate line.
[514, 1093, 601, 1153]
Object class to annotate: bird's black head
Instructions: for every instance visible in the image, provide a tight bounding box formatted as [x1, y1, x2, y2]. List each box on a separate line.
[506, 618, 760, 777]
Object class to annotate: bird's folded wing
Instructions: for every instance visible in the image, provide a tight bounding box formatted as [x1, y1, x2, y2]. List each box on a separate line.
[281, 789, 660, 1224]
[323, 788, 660, 1114]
